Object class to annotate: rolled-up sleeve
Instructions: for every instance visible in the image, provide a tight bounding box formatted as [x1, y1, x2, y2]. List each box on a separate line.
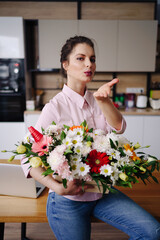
[106, 116, 127, 134]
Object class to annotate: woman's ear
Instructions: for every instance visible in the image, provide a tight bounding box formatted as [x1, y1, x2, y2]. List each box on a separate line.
[62, 61, 68, 71]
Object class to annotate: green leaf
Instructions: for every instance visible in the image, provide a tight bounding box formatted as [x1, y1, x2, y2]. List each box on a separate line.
[63, 124, 70, 130]
[86, 136, 93, 142]
[41, 127, 45, 134]
[42, 168, 54, 176]
[88, 128, 93, 133]
[62, 178, 67, 188]
[152, 176, 159, 183]
[52, 121, 56, 125]
[64, 148, 73, 155]
[81, 180, 85, 192]
[81, 120, 87, 127]
[157, 162, 159, 171]
[109, 138, 117, 149]
[60, 131, 66, 141]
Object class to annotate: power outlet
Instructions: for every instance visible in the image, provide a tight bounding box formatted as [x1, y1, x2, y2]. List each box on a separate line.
[126, 88, 144, 94]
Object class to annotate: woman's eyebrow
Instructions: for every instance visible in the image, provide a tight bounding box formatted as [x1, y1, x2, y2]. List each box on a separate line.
[75, 53, 96, 58]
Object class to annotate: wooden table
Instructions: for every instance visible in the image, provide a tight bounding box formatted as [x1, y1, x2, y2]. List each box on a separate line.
[0, 160, 160, 240]
[0, 188, 48, 240]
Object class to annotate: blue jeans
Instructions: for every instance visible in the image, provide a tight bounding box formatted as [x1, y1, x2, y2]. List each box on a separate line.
[47, 189, 160, 240]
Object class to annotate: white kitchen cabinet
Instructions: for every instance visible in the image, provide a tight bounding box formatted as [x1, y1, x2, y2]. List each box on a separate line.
[39, 20, 78, 69]
[123, 115, 144, 145]
[78, 20, 118, 71]
[123, 115, 160, 160]
[0, 122, 25, 159]
[143, 116, 160, 159]
[117, 20, 158, 72]
[38, 20, 157, 72]
[0, 17, 25, 58]
[24, 112, 40, 132]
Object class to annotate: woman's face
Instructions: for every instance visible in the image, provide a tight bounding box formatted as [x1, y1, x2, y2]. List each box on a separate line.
[63, 43, 96, 85]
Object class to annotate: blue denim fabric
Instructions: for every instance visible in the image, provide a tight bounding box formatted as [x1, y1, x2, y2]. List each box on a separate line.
[47, 189, 160, 240]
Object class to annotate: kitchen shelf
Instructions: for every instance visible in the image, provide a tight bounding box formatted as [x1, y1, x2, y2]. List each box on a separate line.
[29, 69, 60, 73]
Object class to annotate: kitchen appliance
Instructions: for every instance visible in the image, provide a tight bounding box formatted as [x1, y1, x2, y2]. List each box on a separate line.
[136, 95, 147, 108]
[125, 93, 135, 108]
[0, 17, 26, 122]
[0, 59, 25, 122]
[114, 93, 125, 108]
[149, 98, 160, 110]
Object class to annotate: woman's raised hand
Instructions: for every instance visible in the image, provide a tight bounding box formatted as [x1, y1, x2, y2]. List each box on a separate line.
[93, 78, 119, 100]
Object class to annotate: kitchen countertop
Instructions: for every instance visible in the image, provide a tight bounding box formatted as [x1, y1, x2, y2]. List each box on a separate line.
[24, 108, 160, 116]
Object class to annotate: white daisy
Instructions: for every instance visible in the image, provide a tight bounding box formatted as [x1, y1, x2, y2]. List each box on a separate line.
[110, 167, 120, 185]
[77, 162, 90, 177]
[107, 149, 121, 160]
[71, 135, 83, 148]
[72, 128, 84, 137]
[100, 164, 113, 177]
[62, 136, 73, 148]
[70, 154, 81, 162]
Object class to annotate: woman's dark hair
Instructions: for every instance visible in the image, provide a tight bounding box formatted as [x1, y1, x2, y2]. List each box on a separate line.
[60, 35, 95, 78]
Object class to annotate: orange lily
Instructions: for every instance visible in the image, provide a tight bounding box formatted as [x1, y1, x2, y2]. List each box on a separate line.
[124, 144, 141, 161]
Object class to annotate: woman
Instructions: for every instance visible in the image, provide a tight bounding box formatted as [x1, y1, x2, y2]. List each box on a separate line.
[22, 36, 160, 240]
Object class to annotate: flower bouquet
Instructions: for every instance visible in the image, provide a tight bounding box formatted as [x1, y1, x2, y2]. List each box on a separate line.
[2, 120, 159, 194]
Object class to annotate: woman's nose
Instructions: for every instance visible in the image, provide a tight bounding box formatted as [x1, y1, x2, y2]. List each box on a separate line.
[85, 58, 92, 67]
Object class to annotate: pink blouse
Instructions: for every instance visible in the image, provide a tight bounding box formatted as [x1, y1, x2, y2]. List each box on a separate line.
[21, 84, 126, 201]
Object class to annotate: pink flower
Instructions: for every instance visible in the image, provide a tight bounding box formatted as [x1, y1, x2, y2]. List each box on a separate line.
[47, 146, 72, 180]
[32, 135, 53, 156]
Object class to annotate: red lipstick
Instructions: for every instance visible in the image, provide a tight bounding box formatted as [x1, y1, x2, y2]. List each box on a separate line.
[84, 71, 92, 76]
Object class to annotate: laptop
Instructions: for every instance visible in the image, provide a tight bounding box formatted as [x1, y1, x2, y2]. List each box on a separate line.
[0, 163, 46, 198]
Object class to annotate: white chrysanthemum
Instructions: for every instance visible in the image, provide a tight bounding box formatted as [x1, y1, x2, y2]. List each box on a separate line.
[77, 162, 90, 177]
[45, 124, 62, 136]
[107, 149, 121, 160]
[47, 149, 66, 170]
[55, 144, 67, 154]
[79, 144, 91, 157]
[100, 164, 113, 177]
[93, 129, 105, 136]
[92, 135, 110, 152]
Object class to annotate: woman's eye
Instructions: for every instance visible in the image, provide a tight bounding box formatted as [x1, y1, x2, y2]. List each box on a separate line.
[77, 57, 84, 61]
[91, 58, 96, 63]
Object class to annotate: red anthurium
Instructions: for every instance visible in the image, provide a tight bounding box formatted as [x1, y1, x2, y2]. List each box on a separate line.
[86, 149, 110, 173]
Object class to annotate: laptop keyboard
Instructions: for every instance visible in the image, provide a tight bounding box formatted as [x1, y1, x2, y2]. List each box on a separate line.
[36, 187, 41, 193]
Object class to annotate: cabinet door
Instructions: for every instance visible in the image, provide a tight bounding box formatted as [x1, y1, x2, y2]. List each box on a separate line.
[0, 17, 24, 58]
[0, 123, 25, 159]
[143, 116, 160, 159]
[123, 115, 144, 145]
[117, 20, 158, 72]
[78, 20, 118, 72]
[24, 113, 40, 132]
[39, 20, 78, 69]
